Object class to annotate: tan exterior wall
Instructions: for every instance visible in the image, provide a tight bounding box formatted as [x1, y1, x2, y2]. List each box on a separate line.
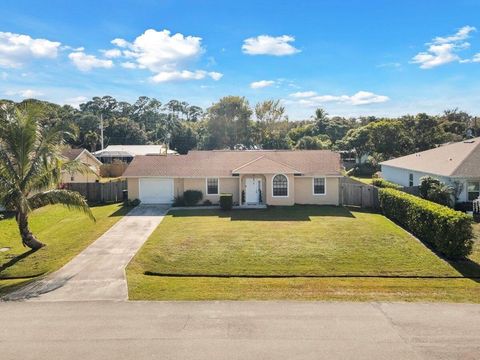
[183, 177, 239, 204]
[127, 178, 139, 200]
[294, 177, 340, 205]
[127, 175, 340, 205]
[61, 151, 101, 183]
[264, 174, 295, 206]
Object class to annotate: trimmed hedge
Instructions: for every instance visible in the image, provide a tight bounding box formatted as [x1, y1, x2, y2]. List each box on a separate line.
[379, 188, 473, 259]
[183, 190, 203, 206]
[219, 193, 233, 211]
[372, 178, 403, 190]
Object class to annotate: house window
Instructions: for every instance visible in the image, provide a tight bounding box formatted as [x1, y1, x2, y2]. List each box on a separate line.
[408, 173, 414, 187]
[70, 176, 75, 182]
[313, 177, 326, 195]
[272, 174, 288, 197]
[206, 178, 219, 195]
[467, 181, 480, 201]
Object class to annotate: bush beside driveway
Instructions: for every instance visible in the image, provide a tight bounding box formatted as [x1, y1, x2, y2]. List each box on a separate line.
[127, 206, 480, 302]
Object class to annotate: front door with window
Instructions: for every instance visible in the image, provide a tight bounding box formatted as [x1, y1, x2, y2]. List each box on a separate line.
[245, 178, 261, 204]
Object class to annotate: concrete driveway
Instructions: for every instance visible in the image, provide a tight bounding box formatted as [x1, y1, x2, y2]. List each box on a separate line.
[1, 301, 479, 360]
[4, 205, 169, 301]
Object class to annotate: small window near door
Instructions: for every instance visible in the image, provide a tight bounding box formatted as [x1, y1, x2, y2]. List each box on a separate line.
[408, 173, 414, 187]
[70, 176, 75, 182]
[313, 177, 326, 195]
[467, 181, 480, 201]
[206, 178, 219, 195]
[272, 174, 288, 197]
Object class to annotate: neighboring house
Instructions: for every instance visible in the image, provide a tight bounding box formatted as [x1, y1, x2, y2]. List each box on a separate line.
[61, 148, 102, 183]
[380, 137, 480, 203]
[93, 145, 177, 164]
[122, 150, 343, 206]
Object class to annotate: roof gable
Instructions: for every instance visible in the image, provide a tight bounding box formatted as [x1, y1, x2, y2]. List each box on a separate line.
[232, 156, 301, 174]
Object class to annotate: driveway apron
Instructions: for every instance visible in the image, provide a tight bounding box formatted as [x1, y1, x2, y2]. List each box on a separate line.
[5, 205, 168, 301]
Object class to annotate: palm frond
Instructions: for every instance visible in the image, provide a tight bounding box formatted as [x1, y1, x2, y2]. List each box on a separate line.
[28, 190, 95, 221]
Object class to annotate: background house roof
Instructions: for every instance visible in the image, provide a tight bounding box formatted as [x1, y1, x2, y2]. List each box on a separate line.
[380, 137, 480, 177]
[123, 150, 342, 177]
[93, 145, 176, 156]
[61, 148, 84, 161]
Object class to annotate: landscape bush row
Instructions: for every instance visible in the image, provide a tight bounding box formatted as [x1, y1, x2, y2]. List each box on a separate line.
[378, 188, 474, 259]
[371, 178, 403, 190]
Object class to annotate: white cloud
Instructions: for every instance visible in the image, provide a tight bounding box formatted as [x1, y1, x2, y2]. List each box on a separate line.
[101, 48, 122, 58]
[64, 96, 88, 108]
[289, 90, 389, 106]
[242, 35, 300, 56]
[68, 51, 113, 71]
[433, 25, 476, 44]
[472, 53, 480, 63]
[5, 89, 43, 98]
[112, 29, 203, 72]
[250, 80, 275, 89]
[411, 25, 477, 69]
[151, 70, 223, 83]
[121, 61, 137, 69]
[289, 91, 318, 98]
[0, 31, 61, 68]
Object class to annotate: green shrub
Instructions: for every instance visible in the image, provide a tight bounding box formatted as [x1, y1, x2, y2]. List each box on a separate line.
[219, 193, 233, 211]
[183, 190, 203, 206]
[172, 195, 185, 207]
[350, 162, 379, 177]
[379, 188, 473, 259]
[124, 198, 141, 207]
[419, 176, 453, 207]
[372, 178, 403, 190]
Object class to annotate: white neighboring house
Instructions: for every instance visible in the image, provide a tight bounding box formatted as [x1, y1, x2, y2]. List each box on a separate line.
[61, 148, 102, 183]
[380, 137, 480, 203]
[93, 144, 177, 164]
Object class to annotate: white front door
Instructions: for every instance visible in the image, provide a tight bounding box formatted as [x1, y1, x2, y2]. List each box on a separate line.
[245, 178, 261, 204]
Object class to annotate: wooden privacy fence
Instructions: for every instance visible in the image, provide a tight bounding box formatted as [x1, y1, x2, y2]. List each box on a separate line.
[63, 180, 127, 203]
[341, 178, 379, 209]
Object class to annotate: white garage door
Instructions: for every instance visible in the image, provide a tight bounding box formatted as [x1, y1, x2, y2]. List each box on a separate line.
[139, 178, 174, 204]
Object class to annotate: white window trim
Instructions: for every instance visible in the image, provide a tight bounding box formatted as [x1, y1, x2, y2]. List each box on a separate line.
[467, 180, 480, 201]
[312, 177, 327, 196]
[206, 177, 220, 195]
[271, 173, 289, 198]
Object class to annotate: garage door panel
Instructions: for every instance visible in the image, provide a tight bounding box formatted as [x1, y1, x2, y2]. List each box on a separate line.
[139, 178, 174, 204]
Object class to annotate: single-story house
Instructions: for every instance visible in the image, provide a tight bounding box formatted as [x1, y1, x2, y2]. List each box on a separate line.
[122, 150, 343, 206]
[93, 145, 177, 164]
[61, 148, 102, 183]
[380, 137, 480, 203]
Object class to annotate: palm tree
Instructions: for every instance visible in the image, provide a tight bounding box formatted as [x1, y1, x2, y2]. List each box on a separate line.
[0, 104, 94, 250]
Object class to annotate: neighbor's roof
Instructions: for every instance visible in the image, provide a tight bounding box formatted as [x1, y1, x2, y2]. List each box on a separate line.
[123, 150, 342, 177]
[93, 145, 176, 156]
[380, 137, 480, 177]
[61, 148, 84, 161]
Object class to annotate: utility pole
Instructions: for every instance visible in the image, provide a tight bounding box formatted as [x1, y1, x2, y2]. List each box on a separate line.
[100, 113, 104, 150]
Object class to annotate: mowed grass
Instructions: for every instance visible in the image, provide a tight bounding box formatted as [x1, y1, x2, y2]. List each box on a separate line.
[127, 206, 480, 302]
[0, 203, 129, 294]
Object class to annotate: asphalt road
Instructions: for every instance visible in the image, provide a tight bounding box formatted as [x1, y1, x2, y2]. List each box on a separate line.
[1, 301, 479, 360]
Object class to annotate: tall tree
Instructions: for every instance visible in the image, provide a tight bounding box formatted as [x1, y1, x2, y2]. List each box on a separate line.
[0, 104, 93, 250]
[205, 96, 252, 149]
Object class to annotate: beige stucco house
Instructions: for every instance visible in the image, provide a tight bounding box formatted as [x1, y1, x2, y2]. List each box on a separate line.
[122, 150, 343, 206]
[61, 148, 102, 183]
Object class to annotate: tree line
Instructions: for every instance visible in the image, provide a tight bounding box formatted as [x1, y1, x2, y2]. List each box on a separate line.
[1, 96, 478, 161]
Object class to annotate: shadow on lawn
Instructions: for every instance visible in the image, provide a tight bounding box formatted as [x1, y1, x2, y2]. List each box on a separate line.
[0, 249, 38, 277]
[170, 205, 357, 221]
[447, 258, 480, 282]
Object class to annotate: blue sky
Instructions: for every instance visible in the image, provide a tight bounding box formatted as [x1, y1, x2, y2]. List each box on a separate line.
[1, 0, 480, 119]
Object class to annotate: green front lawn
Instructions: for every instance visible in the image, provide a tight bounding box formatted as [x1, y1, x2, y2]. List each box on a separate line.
[127, 206, 480, 302]
[0, 203, 129, 294]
